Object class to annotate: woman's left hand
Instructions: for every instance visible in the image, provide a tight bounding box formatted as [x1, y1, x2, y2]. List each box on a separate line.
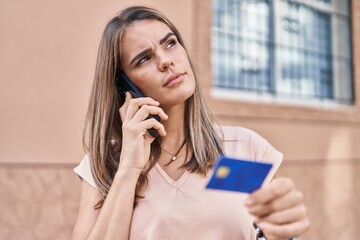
[245, 177, 310, 240]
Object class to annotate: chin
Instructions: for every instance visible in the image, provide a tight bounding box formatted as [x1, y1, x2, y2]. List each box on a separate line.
[161, 90, 194, 108]
[157, 80, 195, 106]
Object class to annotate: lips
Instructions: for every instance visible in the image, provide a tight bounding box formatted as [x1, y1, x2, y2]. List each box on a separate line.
[163, 72, 185, 87]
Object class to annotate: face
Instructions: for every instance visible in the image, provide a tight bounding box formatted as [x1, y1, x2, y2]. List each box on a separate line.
[120, 20, 196, 109]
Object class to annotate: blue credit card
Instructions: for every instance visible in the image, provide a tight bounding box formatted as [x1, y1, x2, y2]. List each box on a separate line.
[206, 156, 273, 193]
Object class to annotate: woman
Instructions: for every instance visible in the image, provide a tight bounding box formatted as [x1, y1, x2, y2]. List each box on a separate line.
[73, 6, 309, 240]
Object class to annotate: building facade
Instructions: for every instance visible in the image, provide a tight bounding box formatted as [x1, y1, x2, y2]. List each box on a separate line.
[197, 1, 360, 239]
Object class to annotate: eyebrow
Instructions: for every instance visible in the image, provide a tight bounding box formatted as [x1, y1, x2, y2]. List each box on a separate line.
[159, 32, 174, 45]
[129, 32, 175, 66]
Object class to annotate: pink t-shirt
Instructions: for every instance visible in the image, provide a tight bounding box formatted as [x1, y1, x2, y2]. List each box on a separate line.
[74, 126, 283, 240]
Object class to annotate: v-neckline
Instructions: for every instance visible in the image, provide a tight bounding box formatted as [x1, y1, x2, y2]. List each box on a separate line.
[154, 163, 189, 188]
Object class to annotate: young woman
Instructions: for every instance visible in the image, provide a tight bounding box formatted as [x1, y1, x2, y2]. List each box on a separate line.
[72, 6, 309, 240]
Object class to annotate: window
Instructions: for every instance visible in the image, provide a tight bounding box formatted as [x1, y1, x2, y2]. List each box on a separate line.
[212, 0, 353, 105]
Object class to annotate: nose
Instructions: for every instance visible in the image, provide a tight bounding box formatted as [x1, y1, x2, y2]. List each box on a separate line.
[158, 54, 173, 71]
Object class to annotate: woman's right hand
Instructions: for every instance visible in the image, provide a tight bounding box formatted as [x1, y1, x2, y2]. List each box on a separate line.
[118, 92, 168, 171]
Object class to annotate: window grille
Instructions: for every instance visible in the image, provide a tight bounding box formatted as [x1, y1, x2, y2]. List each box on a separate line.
[212, 0, 353, 105]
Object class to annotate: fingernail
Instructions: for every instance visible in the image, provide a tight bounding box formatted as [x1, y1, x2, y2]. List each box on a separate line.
[253, 217, 260, 223]
[257, 223, 266, 230]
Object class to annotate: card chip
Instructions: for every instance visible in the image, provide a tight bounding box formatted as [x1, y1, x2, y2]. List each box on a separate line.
[216, 166, 230, 178]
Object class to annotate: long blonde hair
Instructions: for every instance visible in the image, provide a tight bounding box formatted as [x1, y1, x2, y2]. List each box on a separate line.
[83, 6, 223, 208]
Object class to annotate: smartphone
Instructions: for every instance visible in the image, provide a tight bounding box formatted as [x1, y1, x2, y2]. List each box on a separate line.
[117, 71, 160, 138]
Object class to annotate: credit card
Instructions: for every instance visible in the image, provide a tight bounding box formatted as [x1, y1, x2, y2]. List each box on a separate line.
[206, 156, 273, 193]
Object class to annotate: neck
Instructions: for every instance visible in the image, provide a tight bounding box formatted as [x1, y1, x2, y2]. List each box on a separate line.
[161, 102, 186, 146]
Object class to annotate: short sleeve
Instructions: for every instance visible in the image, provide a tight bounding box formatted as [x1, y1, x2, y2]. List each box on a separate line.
[73, 155, 98, 189]
[250, 130, 283, 183]
[220, 126, 283, 184]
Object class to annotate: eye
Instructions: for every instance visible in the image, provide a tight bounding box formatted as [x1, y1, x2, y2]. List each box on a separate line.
[165, 39, 177, 49]
[137, 55, 151, 65]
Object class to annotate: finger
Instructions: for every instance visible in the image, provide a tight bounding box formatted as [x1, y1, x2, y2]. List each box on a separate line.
[132, 105, 168, 122]
[138, 118, 167, 137]
[255, 203, 307, 225]
[119, 92, 133, 121]
[258, 218, 310, 239]
[248, 189, 304, 217]
[122, 97, 160, 122]
[246, 178, 294, 206]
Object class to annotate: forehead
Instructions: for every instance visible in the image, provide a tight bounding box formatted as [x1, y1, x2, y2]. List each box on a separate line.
[124, 19, 172, 38]
[121, 20, 173, 54]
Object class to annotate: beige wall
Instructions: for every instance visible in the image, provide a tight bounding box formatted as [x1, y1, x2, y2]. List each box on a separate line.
[0, 1, 196, 239]
[0, 0, 195, 164]
[0, 0, 359, 239]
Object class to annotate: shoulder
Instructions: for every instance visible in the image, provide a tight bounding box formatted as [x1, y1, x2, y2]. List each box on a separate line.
[216, 125, 283, 181]
[217, 125, 265, 142]
[217, 125, 283, 162]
